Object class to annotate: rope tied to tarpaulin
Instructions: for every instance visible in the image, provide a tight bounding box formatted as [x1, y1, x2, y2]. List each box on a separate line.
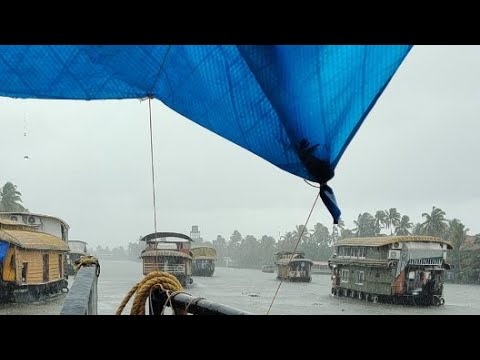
[266, 189, 322, 314]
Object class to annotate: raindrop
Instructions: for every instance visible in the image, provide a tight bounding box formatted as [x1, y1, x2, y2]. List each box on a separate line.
[24, 155, 29, 160]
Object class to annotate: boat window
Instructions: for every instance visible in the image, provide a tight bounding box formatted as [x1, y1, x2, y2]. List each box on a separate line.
[356, 271, 365, 285]
[59, 254, 63, 278]
[21, 263, 28, 284]
[61, 224, 66, 241]
[341, 269, 349, 283]
[43, 254, 49, 282]
[408, 271, 415, 279]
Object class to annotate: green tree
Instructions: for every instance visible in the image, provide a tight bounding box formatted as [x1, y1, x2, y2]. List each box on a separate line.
[259, 235, 276, 265]
[374, 210, 387, 233]
[310, 222, 332, 260]
[212, 235, 227, 266]
[412, 223, 423, 235]
[395, 215, 413, 235]
[353, 212, 377, 237]
[384, 208, 401, 235]
[278, 231, 296, 251]
[238, 235, 260, 268]
[228, 230, 243, 262]
[420, 206, 448, 237]
[447, 219, 468, 281]
[340, 228, 355, 239]
[0, 182, 27, 212]
[292, 224, 310, 247]
[127, 238, 144, 261]
[465, 234, 480, 283]
[331, 224, 340, 245]
[335, 219, 353, 239]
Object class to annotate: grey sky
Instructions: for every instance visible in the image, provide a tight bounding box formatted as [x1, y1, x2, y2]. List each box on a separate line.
[0, 45, 478, 247]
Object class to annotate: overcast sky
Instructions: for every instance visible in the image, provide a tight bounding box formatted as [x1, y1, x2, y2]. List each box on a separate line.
[0, 45, 478, 247]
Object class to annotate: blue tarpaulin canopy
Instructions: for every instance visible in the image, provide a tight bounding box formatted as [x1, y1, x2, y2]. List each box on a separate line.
[0, 240, 9, 263]
[0, 45, 412, 222]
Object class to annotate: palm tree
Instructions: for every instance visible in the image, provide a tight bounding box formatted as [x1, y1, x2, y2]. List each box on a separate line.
[311, 222, 330, 248]
[384, 208, 401, 235]
[395, 215, 413, 235]
[412, 223, 423, 235]
[420, 206, 448, 237]
[292, 225, 310, 246]
[340, 228, 355, 239]
[353, 212, 377, 237]
[279, 232, 296, 251]
[335, 219, 354, 239]
[374, 210, 387, 233]
[0, 182, 26, 212]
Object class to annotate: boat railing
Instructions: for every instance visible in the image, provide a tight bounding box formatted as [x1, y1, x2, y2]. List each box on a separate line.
[60, 264, 98, 315]
[150, 290, 253, 315]
[144, 263, 186, 274]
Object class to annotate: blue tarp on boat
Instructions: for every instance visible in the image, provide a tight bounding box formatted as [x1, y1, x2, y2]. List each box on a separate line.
[0, 240, 9, 263]
[0, 45, 412, 222]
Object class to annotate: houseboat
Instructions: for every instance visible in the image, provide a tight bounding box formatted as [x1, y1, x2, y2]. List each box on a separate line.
[191, 246, 216, 276]
[140, 232, 194, 287]
[328, 235, 452, 306]
[311, 261, 330, 275]
[275, 251, 313, 282]
[0, 214, 69, 302]
[65, 240, 89, 276]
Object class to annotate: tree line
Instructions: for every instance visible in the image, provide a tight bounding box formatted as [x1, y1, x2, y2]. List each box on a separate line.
[2, 182, 478, 283]
[173, 206, 479, 284]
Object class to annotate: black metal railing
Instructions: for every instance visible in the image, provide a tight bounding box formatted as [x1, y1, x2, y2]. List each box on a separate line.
[150, 290, 253, 315]
[60, 265, 98, 315]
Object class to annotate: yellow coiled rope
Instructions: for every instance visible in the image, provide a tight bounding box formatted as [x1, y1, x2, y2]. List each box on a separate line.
[115, 271, 184, 315]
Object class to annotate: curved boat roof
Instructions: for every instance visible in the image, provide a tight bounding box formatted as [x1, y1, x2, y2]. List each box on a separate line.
[191, 246, 217, 259]
[275, 251, 305, 257]
[140, 232, 194, 244]
[0, 229, 69, 251]
[335, 235, 452, 249]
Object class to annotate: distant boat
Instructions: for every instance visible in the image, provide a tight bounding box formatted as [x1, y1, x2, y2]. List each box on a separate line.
[261, 264, 275, 273]
[65, 240, 89, 276]
[311, 261, 330, 275]
[140, 232, 194, 287]
[191, 246, 216, 277]
[275, 251, 313, 282]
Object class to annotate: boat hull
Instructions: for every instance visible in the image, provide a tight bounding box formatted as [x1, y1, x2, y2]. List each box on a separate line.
[0, 279, 69, 303]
